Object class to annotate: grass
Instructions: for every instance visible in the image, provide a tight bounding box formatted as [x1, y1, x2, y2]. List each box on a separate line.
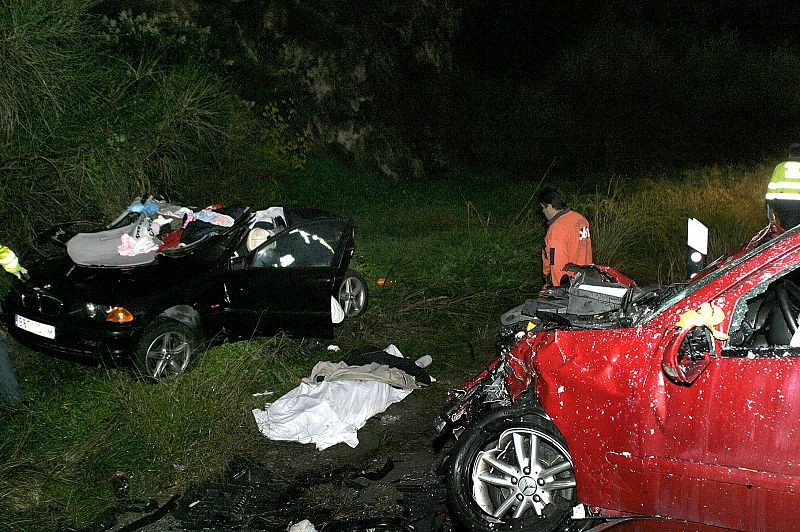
[0, 157, 773, 530]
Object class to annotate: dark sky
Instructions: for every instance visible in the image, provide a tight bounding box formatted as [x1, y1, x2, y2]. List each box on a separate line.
[459, 2, 800, 75]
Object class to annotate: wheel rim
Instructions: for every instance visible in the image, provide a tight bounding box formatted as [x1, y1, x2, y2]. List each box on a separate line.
[338, 276, 366, 317]
[471, 427, 576, 520]
[144, 330, 191, 381]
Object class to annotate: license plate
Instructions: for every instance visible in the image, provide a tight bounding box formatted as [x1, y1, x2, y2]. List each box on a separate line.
[15, 314, 55, 339]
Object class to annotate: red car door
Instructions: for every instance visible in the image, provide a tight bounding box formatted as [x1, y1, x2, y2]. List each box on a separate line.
[627, 247, 800, 530]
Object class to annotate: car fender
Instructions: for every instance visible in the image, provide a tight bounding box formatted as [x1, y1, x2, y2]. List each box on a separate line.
[160, 305, 201, 334]
[478, 399, 552, 429]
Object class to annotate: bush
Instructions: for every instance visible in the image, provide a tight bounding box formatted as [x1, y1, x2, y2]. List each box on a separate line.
[0, 2, 286, 255]
[576, 166, 766, 284]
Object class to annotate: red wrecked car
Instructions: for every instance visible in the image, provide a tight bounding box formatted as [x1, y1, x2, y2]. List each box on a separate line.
[438, 223, 800, 531]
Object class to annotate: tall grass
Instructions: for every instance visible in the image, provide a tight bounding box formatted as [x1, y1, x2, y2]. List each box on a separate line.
[0, 335, 320, 530]
[577, 166, 766, 284]
[0, 1, 276, 254]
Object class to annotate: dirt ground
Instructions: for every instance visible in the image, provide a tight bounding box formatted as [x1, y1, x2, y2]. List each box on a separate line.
[105, 379, 461, 532]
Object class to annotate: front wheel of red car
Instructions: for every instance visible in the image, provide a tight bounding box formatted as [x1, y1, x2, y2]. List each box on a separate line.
[446, 410, 576, 531]
[134, 317, 199, 382]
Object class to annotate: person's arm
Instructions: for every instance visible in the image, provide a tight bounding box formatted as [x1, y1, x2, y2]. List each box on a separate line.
[541, 246, 551, 287]
[0, 246, 27, 280]
[548, 230, 571, 287]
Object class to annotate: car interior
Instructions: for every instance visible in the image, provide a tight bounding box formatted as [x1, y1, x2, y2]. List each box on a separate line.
[727, 266, 800, 351]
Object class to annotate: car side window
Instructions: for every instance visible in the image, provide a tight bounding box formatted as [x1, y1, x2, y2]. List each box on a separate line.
[251, 220, 346, 269]
[725, 264, 800, 356]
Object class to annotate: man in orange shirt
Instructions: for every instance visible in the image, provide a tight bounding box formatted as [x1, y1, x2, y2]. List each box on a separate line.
[538, 186, 592, 288]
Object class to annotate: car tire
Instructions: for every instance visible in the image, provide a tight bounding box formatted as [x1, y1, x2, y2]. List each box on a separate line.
[446, 409, 576, 531]
[336, 269, 368, 318]
[134, 317, 199, 382]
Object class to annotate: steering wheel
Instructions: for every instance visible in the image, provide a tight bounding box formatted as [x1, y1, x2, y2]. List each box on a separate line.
[774, 279, 800, 336]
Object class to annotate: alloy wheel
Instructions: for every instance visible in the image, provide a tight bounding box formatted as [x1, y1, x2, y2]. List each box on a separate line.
[144, 330, 191, 381]
[471, 427, 576, 519]
[338, 275, 366, 317]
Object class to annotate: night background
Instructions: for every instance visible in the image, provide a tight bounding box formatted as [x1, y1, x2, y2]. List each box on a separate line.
[1, 1, 799, 529]
[32, 1, 800, 179]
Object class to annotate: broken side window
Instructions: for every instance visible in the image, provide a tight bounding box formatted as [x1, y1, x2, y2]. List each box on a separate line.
[725, 262, 800, 356]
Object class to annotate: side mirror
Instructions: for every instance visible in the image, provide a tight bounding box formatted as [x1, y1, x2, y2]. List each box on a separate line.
[662, 326, 714, 385]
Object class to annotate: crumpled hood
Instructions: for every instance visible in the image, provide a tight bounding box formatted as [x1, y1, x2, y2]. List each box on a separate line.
[22, 254, 188, 306]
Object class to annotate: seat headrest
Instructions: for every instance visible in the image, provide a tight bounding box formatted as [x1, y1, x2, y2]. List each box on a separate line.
[246, 227, 272, 252]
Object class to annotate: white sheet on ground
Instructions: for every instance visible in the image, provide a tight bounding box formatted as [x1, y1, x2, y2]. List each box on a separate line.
[252, 344, 415, 450]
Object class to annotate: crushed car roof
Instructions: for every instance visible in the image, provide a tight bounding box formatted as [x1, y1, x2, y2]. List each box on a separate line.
[66, 200, 255, 267]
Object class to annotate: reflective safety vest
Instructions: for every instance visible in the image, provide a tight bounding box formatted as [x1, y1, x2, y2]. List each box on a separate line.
[0, 245, 21, 274]
[766, 161, 800, 201]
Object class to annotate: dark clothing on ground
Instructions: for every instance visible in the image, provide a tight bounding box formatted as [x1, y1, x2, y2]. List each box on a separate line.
[345, 347, 432, 385]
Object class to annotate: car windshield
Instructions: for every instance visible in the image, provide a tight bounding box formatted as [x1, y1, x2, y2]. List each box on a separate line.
[637, 225, 797, 324]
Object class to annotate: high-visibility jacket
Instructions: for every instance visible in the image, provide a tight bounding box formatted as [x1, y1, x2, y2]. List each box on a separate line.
[766, 161, 800, 201]
[542, 209, 592, 287]
[0, 245, 21, 275]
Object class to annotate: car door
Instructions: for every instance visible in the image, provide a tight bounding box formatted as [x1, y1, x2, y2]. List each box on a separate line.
[224, 218, 352, 338]
[633, 249, 800, 530]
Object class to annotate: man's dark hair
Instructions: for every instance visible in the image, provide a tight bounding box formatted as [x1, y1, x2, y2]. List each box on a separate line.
[537, 186, 567, 210]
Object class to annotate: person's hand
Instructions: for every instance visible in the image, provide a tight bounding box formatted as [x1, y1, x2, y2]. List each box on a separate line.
[13, 267, 28, 281]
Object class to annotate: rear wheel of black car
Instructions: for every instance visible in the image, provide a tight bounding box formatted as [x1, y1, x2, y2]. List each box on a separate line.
[135, 317, 199, 382]
[337, 269, 368, 318]
[447, 410, 576, 531]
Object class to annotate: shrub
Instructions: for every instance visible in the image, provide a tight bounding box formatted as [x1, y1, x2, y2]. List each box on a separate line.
[0, 2, 283, 255]
[577, 166, 766, 284]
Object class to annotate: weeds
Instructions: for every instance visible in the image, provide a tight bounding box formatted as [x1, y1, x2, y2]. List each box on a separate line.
[0, 1, 291, 255]
[577, 166, 765, 284]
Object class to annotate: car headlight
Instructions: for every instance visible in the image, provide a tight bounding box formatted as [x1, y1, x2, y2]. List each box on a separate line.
[81, 303, 135, 323]
[84, 303, 112, 319]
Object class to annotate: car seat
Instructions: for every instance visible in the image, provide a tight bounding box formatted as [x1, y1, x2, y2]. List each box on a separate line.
[246, 227, 274, 252]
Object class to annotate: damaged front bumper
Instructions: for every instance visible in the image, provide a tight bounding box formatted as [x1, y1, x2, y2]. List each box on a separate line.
[434, 355, 515, 439]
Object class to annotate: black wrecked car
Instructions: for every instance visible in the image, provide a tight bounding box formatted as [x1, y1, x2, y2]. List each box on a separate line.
[2, 199, 368, 381]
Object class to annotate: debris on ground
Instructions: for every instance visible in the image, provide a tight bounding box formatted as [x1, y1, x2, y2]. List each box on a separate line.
[170, 457, 405, 530]
[166, 457, 453, 531]
[287, 520, 318, 532]
[56, 470, 173, 532]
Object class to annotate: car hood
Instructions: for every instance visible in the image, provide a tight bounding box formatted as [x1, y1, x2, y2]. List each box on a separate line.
[20, 253, 210, 306]
[527, 224, 788, 332]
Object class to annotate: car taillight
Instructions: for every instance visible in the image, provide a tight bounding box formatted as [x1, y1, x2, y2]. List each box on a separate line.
[106, 307, 134, 323]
